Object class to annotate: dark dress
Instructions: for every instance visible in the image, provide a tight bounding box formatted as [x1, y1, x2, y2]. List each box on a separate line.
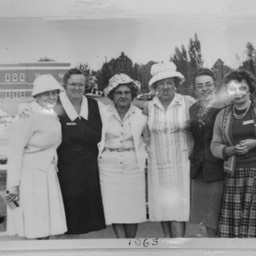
[189, 102, 224, 229]
[56, 97, 106, 234]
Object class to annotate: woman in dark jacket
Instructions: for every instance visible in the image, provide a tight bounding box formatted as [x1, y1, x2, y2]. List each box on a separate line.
[189, 68, 226, 237]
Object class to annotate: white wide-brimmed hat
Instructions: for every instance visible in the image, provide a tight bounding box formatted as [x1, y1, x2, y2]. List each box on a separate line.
[148, 62, 185, 89]
[103, 73, 141, 96]
[32, 74, 64, 97]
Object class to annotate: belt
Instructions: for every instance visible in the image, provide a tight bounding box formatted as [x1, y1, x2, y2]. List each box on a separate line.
[105, 148, 135, 152]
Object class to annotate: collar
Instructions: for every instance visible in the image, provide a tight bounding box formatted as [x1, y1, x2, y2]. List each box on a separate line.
[108, 102, 136, 120]
[153, 93, 182, 109]
[59, 92, 88, 121]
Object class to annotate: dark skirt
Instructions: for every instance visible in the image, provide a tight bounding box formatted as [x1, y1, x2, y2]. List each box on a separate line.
[190, 179, 224, 229]
[58, 149, 106, 235]
[217, 163, 256, 238]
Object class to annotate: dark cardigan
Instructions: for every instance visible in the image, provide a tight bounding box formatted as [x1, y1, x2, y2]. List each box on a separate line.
[189, 101, 224, 182]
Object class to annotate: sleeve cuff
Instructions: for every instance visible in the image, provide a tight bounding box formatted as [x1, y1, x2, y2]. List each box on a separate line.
[222, 146, 228, 160]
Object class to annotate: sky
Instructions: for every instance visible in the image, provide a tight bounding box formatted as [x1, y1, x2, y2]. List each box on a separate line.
[0, 0, 256, 70]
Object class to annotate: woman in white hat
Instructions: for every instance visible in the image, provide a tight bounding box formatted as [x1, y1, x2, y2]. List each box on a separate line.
[5, 74, 67, 239]
[145, 62, 195, 237]
[98, 73, 147, 238]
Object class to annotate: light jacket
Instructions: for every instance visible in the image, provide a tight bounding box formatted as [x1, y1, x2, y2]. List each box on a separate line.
[98, 103, 148, 172]
[7, 102, 61, 187]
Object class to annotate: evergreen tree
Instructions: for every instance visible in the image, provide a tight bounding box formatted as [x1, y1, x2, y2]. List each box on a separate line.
[188, 33, 203, 69]
[170, 45, 192, 95]
[211, 58, 233, 88]
[242, 42, 256, 74]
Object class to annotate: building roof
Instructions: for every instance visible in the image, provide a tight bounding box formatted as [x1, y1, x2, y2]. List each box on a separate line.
[0, 62, 71, 70]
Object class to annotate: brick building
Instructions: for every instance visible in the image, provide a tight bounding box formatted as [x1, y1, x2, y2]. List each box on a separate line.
[0, 62, 71, 100]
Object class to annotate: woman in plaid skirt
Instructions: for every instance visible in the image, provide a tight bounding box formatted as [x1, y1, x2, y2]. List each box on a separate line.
[211, 69, 256, 238]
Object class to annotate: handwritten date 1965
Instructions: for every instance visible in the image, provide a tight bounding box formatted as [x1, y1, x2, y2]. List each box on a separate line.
[128, 238, 159, 247]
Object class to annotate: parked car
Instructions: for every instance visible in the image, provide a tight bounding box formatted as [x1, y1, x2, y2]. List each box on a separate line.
[85, 90, 103, 98]
[136, 91, 157, 101]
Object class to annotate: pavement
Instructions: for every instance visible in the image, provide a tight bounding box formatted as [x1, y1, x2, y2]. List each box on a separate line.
[0, 221, 206, 240]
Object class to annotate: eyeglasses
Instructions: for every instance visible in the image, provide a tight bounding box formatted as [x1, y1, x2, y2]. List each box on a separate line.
[114, 91, 131, 96]
[67, 83, 85, 88]
[195, 84, 214, 90]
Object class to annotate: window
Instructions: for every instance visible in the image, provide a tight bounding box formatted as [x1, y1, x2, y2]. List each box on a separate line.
[20, 73, 25, 81]
[5, 73, 10, 81]
[12, 73, 17, 81]
[21, 91, 25, 98]
[13, 91, 17, 98]
[5, 91, 10, 99]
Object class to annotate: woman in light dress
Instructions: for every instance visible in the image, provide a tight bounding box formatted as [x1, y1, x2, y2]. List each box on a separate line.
[145, 62, 195, 237]
[6, 74, 67, 239]
[98, 73, 147, 238]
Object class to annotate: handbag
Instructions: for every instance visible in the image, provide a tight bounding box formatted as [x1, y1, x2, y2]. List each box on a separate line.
[223, 155, 236, 176]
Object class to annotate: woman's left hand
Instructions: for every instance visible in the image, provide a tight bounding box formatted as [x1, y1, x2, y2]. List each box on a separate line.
[5, 186, 19, 202]
[239, 139, 256, 153]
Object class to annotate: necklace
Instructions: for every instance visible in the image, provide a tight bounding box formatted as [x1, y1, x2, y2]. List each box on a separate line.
[233, 102, 251, 119]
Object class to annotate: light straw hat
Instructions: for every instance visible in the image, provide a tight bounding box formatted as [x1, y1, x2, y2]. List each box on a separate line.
[103, 73, 141, 96]
[32, 74, 64, 97]
[148, 62, 185, 90]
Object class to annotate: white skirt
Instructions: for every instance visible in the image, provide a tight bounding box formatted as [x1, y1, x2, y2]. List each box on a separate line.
[7, 165, 67, 238]
[99, 150, 146, 225]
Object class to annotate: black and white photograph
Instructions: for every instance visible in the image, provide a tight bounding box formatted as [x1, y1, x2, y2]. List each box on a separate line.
[0, 0, 256, 255]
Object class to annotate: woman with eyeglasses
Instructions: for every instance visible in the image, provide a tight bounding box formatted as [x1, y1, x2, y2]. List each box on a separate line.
[18, 68, 106, 237]
[189, 68, 226, 237]
[55, 68, 105, 236]
[98, 73, 147, 238]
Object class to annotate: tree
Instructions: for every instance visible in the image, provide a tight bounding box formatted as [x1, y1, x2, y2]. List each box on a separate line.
[98, 52, 134, 90]
[211, 58, 233, 88]
[188, 33, 203, 69]
[241, 42, 256, 74]
[170, 45, 192, 95]
[133, 61, 156, 93]
[77, 63, 91, 76]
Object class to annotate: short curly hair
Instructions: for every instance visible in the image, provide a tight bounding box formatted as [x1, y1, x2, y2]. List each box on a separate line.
[193, 68, 216, 88]
[63, 68, 86, 89]
[224, 69, 256, 94]
[108, 83, 139, 101]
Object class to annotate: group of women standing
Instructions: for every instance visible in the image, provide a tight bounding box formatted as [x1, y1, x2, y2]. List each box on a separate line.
[5, 62, 256, 239]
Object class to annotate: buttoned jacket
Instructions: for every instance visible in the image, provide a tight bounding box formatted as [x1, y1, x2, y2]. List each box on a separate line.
[98, 103, 147, 172]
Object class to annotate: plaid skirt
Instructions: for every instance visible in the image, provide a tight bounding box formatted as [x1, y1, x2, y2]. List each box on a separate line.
[217, 163, 256, 238]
